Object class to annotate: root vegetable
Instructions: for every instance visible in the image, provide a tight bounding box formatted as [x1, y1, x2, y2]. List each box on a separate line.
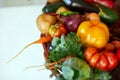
[7, 35, 52, 63]
[36, 13, 57, 34]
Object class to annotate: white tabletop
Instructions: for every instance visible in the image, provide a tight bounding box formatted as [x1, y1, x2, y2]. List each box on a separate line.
[0, 0, 55, 80]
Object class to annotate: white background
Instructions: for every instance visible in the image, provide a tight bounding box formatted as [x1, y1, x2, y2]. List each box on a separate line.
[0, 0, 55, 80]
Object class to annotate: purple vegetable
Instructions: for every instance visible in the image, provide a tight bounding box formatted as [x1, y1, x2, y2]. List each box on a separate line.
[60, 14, 84, 32]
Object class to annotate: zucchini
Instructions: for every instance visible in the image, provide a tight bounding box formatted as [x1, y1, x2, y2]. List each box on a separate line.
[63, 0, 119, 25]
[42, 2, 65, 13]
[98, 5, 119, 25]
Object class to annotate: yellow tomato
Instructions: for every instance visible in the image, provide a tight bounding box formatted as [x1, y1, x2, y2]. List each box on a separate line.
[77, 20, 109, 48]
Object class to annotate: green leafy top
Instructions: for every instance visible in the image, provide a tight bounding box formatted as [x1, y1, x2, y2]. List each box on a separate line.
[48, 32, 84, 61]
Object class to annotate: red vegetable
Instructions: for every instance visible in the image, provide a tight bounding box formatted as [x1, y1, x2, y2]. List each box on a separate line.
[85, 0, 114, 8]
[49, 23, 67, 37]
[84, 47, 119, 71]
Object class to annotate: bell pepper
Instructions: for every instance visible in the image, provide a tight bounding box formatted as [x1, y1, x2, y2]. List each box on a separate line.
[76, 20, 109, 48]
[49, 23, 67, 37]
[85, 0, 114, 8]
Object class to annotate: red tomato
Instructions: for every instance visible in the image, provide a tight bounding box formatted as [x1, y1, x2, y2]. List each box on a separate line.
[49, 23, 67, 37]
[84, 47, 119, 71]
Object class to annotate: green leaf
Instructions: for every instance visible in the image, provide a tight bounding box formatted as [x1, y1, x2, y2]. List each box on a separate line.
[62, 57, 91, 80]
[91, 70, 111, 80]
[49, 32, 84, 61]
[62, 66, 74, 80]
[55, 75, 66, 80]
[51, 37, 60, 48]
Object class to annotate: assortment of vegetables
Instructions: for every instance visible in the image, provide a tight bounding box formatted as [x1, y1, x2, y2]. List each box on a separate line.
[8, 0, 120, 80]
[38, 0, 120, 79]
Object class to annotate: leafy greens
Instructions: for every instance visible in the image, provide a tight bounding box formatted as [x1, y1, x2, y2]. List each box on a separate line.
[48, 32, 84, 61]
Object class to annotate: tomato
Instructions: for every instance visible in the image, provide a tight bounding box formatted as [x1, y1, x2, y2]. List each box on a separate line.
[49, 23, 67, 37]
[84, 47, 119, 71]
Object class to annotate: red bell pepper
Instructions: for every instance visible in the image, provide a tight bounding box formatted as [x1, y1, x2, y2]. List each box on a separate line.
[85, 0, 114, 8]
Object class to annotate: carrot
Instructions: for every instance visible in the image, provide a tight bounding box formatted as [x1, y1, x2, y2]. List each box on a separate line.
[7, 35, 53, 63]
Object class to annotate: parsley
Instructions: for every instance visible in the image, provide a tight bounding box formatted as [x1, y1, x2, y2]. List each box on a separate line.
[48, 32, 84, 61]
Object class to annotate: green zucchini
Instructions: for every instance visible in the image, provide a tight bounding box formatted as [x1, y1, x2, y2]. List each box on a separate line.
[63, 0, 119, 25]
[42, 2, 65, 13]
[98, 5, 119, 25]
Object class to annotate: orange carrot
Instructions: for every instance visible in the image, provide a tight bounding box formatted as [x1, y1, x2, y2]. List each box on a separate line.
[7, 35, 53, 63]
[38, 35, 53, 43]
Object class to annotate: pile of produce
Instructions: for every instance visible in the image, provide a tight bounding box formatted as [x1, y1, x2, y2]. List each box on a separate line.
[8, 0, 120, 80]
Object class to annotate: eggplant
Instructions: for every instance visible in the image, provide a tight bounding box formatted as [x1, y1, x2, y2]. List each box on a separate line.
[63, 0, 119, 25]
[63, 0, 99, 13]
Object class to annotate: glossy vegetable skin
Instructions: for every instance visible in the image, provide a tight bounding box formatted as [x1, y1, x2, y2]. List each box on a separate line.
[49, 23, 67, 37]
[60, 14, 84, 32]
[63, 0, 119, 25]
[63, 0, 99, 13]
[84, 47, 119, 71]
[85, 0, 114, 8]
[77, 20, 109, 48]
[42, 2, 65, 12]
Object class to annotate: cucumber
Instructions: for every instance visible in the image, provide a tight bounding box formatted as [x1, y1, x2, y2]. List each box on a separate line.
[99, 5, 119, 25]
[63, 0, 119, 25]
[42, 2, 65, 13]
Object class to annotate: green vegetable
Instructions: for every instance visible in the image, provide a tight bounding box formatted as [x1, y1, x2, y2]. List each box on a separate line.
[42, 2, 65, 13]
[62, 57, 91, 80]
[49, 32, 84, 61]
[91, 69, 111, 80]
[60, 11, 79, 16]
[63, 0, 119, 25]
[55, 75, 65, 80]
[98, 5, 119, 25]
[55, 57, 111, 80]
[62, 66, 74, 80]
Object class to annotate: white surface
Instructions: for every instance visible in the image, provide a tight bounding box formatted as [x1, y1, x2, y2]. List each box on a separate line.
[0, 2, 55, 80]
[0, 0, 46, 7]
